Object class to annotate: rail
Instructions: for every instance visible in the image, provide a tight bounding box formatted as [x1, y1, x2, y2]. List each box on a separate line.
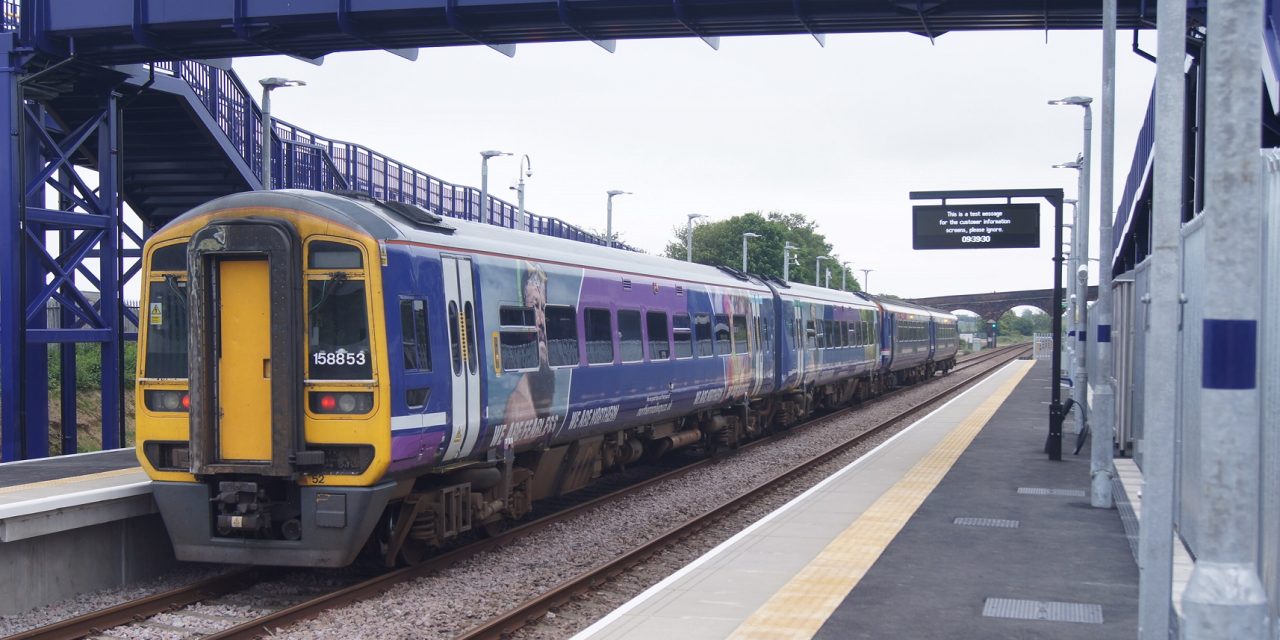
[150, 60, 635, 251]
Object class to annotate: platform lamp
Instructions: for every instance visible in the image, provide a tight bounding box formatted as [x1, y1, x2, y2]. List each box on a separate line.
[859, 268, 874, 294]
[686, 213, 706, 262]
[479, 150, 511, 225]
[783, 242, 798, 281]
[741, 232, 760, 272]
[815, 256, 829, 286]
[259, 77, 306, 190]
[841, 261, 850, 291]
[510, 154, 532, 231]
[606, 190, 631, 249]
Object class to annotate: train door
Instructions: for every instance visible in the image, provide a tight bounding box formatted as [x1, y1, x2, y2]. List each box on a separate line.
[442, 256, 482, 461]
[216, 259, 273, 461]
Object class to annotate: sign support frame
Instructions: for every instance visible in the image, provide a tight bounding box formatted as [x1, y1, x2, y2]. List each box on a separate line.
[910, 188, 1066, 460]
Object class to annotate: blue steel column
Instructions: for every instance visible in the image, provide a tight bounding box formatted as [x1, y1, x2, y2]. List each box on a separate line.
[98, 90, 121, 450]
[1181, 0, 1269, 632]
[58, 169, 77, 454]
[0, 33, 21, 461]
[22, 102, 48, 458]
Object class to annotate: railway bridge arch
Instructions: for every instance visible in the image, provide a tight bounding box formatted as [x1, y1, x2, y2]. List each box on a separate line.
[906, 287, 1098, 322]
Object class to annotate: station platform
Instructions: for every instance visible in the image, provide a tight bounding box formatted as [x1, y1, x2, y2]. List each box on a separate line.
[574, 359, 1138, 640]
[0, 448, 170, 615]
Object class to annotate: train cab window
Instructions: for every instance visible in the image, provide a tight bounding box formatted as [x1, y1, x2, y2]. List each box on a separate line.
[546, 305, 579, 367]
[647, 311, 671, 360]
[499, 306, 539, 371]
[713, 314, 731, 355]
[618, 309, 643, 362]
[400, 299, 431, 371]
[308, 240, 363, 269]
[144, 276, 189, 379]
[308, 278, 372, 380]
[584, 308, 614, 364]
[731, 314, 748, 354]
[672, 314, 692, 359]
[151, 244, 187, 272]
[694, 313, 713, 357]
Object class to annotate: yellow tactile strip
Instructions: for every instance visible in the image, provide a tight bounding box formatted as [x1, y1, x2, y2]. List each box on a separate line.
[0, 466, 144, 497]
[729, 360, 1035, 640]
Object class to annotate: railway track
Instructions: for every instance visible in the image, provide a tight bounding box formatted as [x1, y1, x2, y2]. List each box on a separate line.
[5, 344, 1030, 640]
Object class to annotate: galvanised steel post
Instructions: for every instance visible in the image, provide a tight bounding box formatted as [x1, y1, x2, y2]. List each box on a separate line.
[687, 213, 705, 262]
[1137, 0, 1185, 632]
[741, 232, 759, 272]
[0, 34, 21, 460]
[1076, 107, 1092, 442]
[815, 256, 827, 286]
[606, 190, 629, 249]
[1091, 0, 1117, 509]
[1182, 0, 1269, 632]
[260, 85, 272, 189]
[860, 268, 873, 294]
[783, 241, 796, 280]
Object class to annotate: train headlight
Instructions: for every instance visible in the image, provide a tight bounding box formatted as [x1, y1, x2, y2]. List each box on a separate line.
[309, 392, 374, 415]
[144, 390, 190, 412]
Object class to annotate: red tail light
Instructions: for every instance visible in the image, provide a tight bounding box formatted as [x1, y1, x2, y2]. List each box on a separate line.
[320, 394, 337, 411]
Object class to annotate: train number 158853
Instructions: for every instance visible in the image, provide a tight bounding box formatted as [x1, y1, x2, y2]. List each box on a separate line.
[312, 350, 367, 366]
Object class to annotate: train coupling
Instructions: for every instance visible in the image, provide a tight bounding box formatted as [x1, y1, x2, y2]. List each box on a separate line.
[213, 481, 271, 535]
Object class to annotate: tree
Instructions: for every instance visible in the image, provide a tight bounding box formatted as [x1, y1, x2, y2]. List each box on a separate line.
[662, 211, 859, 290]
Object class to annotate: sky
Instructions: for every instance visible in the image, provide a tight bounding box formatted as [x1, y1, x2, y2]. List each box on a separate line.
[231, 29, 1158, 300]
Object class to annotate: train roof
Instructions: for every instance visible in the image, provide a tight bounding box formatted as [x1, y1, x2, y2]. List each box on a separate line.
[774, 281, 881, 310]
[176, 190, 772, 294]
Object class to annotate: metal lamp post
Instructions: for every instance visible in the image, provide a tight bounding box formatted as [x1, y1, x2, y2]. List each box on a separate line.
[1053, 157, 1087, 440]
[258, 77, 306, 189]
[479, 150, 511, 224]
[741, 232, 760, 272]
[686, 214, 706, 262]
[783, 242, 798, 281]
[815, 256, 828, 286]
[513, 154, 532, 231]
[841, 262, 850, 291]
[859, 268, 874, 294]
[606, 190, 631, 248]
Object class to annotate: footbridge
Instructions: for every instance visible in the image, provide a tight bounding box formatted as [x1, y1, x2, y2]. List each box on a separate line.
[908, 286, 1098, 322]
[0, 0, 1186, 459]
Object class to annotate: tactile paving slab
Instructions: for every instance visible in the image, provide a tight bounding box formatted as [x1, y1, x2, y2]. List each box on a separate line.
[981, 597, 1104, 624]
[1016, 487, 1086, 497]
[952, 516, 1019, 528]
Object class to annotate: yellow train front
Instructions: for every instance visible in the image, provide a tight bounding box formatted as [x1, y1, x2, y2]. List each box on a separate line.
[136, 191, 398, 567]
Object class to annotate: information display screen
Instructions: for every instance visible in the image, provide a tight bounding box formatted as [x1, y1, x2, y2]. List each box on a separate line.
[912, 203, 1040, 250]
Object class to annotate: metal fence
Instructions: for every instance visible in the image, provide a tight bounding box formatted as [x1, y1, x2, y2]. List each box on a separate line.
[151, 61, 635, 251]
[2, 0, 17, 32]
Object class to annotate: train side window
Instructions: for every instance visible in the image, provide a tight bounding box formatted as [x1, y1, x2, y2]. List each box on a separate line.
[463, 301, 479, 374]
[546, 305, 579, 367]
[400, 299, 431, 371]
[647, 311, 671, 360]
[448, 301, 462, 375]
[731, 314, 748, 354]
[619, 309, 643, 362]
[584, 308, 614, 364]
[713, 314, 731, 355]
[694, 313, 713, 356]
[498, 306, 538, 371]
[672, 314, 692, 359]
[804, 319, 816, 349]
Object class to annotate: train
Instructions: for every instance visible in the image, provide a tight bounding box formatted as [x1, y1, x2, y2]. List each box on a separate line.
[135, 189, 958, 567]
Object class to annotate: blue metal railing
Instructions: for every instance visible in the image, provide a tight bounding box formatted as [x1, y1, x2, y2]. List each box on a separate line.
[2, 0, 18, 31]
[152, 61, 634, 251]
